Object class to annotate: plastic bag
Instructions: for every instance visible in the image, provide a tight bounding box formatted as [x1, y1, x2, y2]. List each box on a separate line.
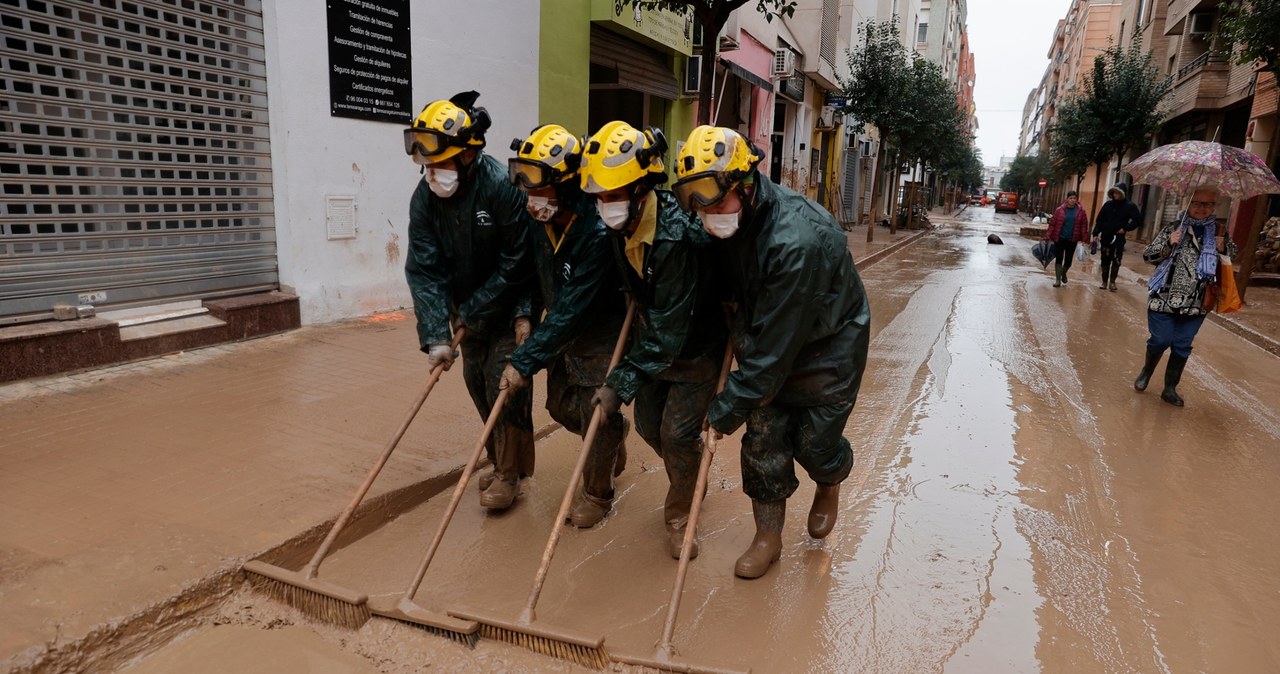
[1218, 255, 1242, 313]
[1076, 244, 1087, 262]
[1089, 240, 1099, 256]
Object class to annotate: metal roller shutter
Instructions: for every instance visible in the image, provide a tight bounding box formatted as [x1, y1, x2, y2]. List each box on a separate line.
[0, 0, 275, 323]
[589, 25, 679, 101]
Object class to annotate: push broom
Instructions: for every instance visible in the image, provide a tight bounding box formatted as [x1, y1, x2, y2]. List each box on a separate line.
[243, 331, 463, 629]
[366, 387, 513, 646]
[611, 344, 750, 673]
[450, 301, 635, 669]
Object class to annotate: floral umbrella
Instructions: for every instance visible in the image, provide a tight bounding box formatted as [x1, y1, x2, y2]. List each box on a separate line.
[1126, 140, 1280, 199]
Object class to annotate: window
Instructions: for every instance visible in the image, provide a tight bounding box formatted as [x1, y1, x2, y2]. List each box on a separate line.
[917, 23, 928, 44]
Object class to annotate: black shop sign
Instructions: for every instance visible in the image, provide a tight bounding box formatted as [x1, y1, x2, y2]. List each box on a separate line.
[327, 0, 412, 123]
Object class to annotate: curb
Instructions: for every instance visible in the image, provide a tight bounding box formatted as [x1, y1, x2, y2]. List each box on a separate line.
[855, 226, 934, 268]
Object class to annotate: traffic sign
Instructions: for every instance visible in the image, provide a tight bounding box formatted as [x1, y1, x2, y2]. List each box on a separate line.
[1037, 178, 1047, 187]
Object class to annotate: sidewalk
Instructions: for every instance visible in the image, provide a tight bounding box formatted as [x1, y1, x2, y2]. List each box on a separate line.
[1018, 221, 1280, 357]
[0, 228, 932, 672]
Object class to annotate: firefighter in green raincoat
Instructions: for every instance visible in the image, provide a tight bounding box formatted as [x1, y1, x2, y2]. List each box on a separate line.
[402, 91, 535, 512]
[672, 125, 871, 579]
[579, 121, 728, 558]
[498, 124, 629, 527]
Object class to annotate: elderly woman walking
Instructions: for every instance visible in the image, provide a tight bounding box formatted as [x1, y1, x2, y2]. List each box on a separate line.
[1134, 187, 1237, 406]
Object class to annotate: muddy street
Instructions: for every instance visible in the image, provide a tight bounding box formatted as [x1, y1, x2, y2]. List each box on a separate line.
[116, 207, 1280, 672]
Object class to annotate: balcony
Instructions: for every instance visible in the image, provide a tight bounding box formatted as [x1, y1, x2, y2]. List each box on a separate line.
[1167, 52, 1232, 119]
[1165, 0, 1219, 35]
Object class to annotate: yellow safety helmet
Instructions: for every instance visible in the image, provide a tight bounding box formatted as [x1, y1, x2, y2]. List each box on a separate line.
[672, 125, 764, 211]
[508, 124, 582, 189]
[403, 91, 490, 164]
[579, 121, 668, 194]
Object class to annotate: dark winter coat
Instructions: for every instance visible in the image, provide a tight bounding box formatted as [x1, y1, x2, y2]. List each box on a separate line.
[708, 175, 871, 435]
[405, 152, 534, 350]
[1045, 203, 1090, 243]
[604, 190, 728, 403]
[508, 192, 626, 378]
[1092, 198, 1142, 242]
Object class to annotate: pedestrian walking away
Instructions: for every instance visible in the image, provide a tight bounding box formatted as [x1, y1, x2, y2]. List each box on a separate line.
[499, 123, 630, 527]
[673, 125, 871, 580]
[1091, 182, 1142, 291]
[579, 120, 729, 557]
[1133, 186, 1237, 407]
[403, 91, 536, 511]
[1044, 190, 1090, 287]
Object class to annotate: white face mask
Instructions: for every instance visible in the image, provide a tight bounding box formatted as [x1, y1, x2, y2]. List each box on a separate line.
[700, 211, 740, 238]
[426, 167, 459, 198]
[597, 199, 631, 230]
[526, 195, 558, 222]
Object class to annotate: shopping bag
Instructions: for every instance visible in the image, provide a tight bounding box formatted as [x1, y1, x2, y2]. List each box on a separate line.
[1075, 244, 1087, 262]
[1218, 255, 1242, 313]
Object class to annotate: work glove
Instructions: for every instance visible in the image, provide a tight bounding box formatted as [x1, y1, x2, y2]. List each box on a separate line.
[499, 363, 529, 391]
[590, 385, 623, 415]
[425, 344, 457, 372]
[513, 317, 532, 346]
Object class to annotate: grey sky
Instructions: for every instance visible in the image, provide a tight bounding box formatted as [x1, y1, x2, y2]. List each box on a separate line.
[967, 0, 1074, 167]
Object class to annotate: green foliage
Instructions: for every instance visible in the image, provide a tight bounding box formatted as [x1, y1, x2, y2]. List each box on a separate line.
[1215, 0, 1280, 76]
[999, 153, 1050, 193]
[1048, 95, 1104, 182]
[1084, 34, 1171, 164]
[838, 20, 913, 138]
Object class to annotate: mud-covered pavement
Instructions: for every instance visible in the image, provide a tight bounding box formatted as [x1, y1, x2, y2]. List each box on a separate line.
[37, 206, 1280, 672]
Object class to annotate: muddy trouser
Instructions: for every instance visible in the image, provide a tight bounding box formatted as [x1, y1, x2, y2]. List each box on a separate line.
[546, 354, 625, 501]
[633, 375, 717, 530]
[740, 401, 854, 503]
[1100, 237, 1125, 283]
[461, 332, 534, 483]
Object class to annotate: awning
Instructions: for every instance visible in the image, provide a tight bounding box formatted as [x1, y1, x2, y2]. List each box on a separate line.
[719, 57, 773, 93]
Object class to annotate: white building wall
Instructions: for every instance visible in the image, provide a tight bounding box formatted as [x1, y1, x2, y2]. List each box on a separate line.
[261, 1, 540, 325]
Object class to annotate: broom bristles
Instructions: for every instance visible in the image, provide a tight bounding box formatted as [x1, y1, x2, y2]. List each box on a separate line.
[477, 623, 610, 669]
[388, 617, 480, 648]
[246, 571, 371, 629]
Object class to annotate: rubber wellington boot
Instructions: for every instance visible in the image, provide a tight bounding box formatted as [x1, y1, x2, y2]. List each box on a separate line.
[613, 417, 630, 478]
[480, 478, 517, 510]
[734, 499, 785, 579]
[1109, 266, 1119, 292]
[807, 482, 840, 539]
[1053, 262, 1062, 288]
[1161, 354, 1188, 407]
[666, 522, 699, 560]
[1134, 346, 1163, 392]
[569, 489, 613, 528]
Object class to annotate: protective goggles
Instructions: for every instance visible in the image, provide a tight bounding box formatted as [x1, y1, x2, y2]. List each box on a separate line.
[508, 158, 562, 189]
[671, 171, 737, 212]
[403, 129, 458, 164]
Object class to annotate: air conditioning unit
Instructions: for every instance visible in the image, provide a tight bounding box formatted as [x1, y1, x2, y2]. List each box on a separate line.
[861, 140, 874, 158]
[773, 49, 795, 77]
[815, 106, 837, 130]
[683, 55, 701, 95]
[1188, 12, 1213, 37]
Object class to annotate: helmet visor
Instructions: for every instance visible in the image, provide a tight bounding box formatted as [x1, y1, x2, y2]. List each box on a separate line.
[508, 158, 556, 189]
[672, 173, 731, 212]
[404, 129, 452, 164]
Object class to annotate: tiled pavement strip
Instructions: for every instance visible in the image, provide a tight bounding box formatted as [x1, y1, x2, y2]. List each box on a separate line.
[4, 213, 1277, 671]
[0, 223, 929, 671]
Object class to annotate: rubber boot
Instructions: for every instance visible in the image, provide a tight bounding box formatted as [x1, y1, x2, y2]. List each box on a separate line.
[1053, 262, 1062, 288]
[569, 488, 613, 528]
[666, 519, 699, 560]
[734, 499, 785, 580]
[1161, 353, 1188, 407]
[1134, 347, 1163, 392]
[1100, 259, 1110, 289]
[1109, 264, 1119, 292]
[807, 482, 840, 539]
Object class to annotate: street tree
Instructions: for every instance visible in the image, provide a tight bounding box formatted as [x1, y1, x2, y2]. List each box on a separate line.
[1080, 34, 1172, 214]
[895, 57, 964, 228]
[1048, 95, 1107, 193]
[626, 1, 796, 125]
[1215, 0, 1280, 299]
[839, 18, 913, 241]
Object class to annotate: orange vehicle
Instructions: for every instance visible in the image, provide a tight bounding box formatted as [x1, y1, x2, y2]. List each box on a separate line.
[995, 191, 1019, 213]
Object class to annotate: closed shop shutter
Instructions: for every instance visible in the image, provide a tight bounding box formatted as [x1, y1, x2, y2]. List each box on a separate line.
[841, 147, 859, 222]
[590, 25, 679, 100]
[0, 0, 275, 323]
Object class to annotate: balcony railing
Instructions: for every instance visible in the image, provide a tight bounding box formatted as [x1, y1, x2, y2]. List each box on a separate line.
[1177, 52, 1211, 79]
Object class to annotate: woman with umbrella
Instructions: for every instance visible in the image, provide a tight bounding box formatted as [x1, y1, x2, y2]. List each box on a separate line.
[1133, 187, 1236, 406]
[1127, 139, 1280, 407]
